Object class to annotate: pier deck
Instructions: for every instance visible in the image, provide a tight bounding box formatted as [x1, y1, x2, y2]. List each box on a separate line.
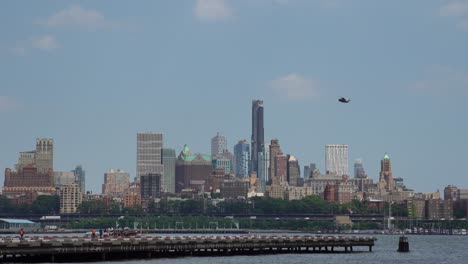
[0, 235, 376, 262]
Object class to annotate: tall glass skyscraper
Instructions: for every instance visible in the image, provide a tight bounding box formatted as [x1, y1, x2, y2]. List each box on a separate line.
[325, 144, 349, 176]
[234, 139, 250, 178]
[73, 165, 85, 194]
[251, 100, 264, 173]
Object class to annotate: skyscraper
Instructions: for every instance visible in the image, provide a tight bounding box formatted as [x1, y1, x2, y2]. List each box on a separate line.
[211, 132, 227, 158]
[274, 153, 287, 183]
[162, 148, 176, 193]
[325, 144, 349, 176]
[140, 173, 162, 199]
[2, 138, 56, 204]
[175, 144, 212, 193]
[287, 155, 300, 187]
[257, 146, 269, 191]
[269, 139, 281, 182]
[73, 165, 85, 194]
[102, 169, 130, 196]
[251, 100, 264, 173]
[59, 183, 82, 214]
[354, 159, 367, 178]
[304, 163, 317, 178]
[378, 153, 394, 191]
[35, 138, 54, 174]
[136, 132, 164, 189]
[234, 140, 250, 178]
[54, 171, 76, 189]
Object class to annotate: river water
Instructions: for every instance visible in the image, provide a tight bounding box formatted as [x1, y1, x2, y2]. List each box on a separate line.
[95, 234, 467, 264]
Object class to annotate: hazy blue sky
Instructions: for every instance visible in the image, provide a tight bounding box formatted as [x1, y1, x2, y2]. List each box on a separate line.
[1, 0, 467, 193]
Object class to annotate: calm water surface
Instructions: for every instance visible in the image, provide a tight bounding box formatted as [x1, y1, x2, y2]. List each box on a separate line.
[90, 235, 468, 264]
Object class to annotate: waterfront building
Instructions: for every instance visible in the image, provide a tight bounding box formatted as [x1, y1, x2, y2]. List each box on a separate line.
[3, 167, 55, 203]
[205, 168, 228, 193]
[11, 138, 53, 174]
[102, 169, 130, 197]
[324, 179, 356, 203]
[269, 139, 283, 183]
[35, 138, 54, 174]
[303, 163, 316, 179]
[54, 171, 76, 189]
[212, 157, 232, 175]
[59, 183, 82, 214]
[325, 144, 349, 176]
[211, 132, 228, 158]
[2, 138, 56, 203]
[124, 193, 141, 208]
[287, 155, 300, 187]
[351, 177, 374, 193]
[251, 100, 264, 173]
[175, 144, 212, 193]
[457, 189, 468, 200]
[73, 165, 86, 194]
[285, 186, 315, 200]
[444, 185, 458, 201]
[140, 173, 162, 199]
[234, 140, 250, 178]
[406, 198, 426, 219]
[426, 199, 453, 220]
[378, 153, 395, 191]
[303, 172, 343, 197]
[257, 147, 269, 191]
[275, 153, 287, 184]
[265, 180, 287, 199]
[136, 132, 164, 189]
[394, 177, 406, 190]
[15, 151, 35, 172]
[354, 159, 367, 178]
[162, 148, 176, 193]
[221, 179, 250, 199]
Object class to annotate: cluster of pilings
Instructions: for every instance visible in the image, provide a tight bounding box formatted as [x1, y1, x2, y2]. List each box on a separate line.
[0, 235, 376, 263]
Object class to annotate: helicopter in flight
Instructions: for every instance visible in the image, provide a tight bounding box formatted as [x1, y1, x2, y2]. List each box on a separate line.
[338, 97, 350, 103]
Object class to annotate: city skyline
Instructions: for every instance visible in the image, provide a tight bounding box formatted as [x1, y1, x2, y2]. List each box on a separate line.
[1, 1, 467, 193]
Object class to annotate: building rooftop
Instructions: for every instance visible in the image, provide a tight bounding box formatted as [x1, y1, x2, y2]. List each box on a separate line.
[0, 219, 35, 224]
[178, 144, 211, 162]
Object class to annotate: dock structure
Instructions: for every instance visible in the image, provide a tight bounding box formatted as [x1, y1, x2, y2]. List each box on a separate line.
[0, 235, 376, 262]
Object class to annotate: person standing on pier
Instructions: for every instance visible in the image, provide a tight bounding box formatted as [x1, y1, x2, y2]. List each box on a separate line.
[91, 229, 96, 239]
[99, 228, 103, 239]
[19, 228, 24, 240]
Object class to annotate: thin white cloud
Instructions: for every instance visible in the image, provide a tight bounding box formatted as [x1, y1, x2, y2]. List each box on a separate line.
[408, 65, 468, 96]
[438, 1, 468, 31]
[195, 0, 232, 21]
[0, 96, 22, 112]
[270, 73, 320, 101]
[31, 35, 59, 51]
[439, 1, 468, 17]
[41, 5, 118, 30]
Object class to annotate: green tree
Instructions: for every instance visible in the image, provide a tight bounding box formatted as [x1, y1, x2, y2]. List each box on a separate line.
[30, 195, 60, 214]
[79, 200, 107, 214]
[0, 196, 14, 214]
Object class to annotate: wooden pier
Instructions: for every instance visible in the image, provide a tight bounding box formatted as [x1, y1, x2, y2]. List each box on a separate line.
[0, 235, 376, 262]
